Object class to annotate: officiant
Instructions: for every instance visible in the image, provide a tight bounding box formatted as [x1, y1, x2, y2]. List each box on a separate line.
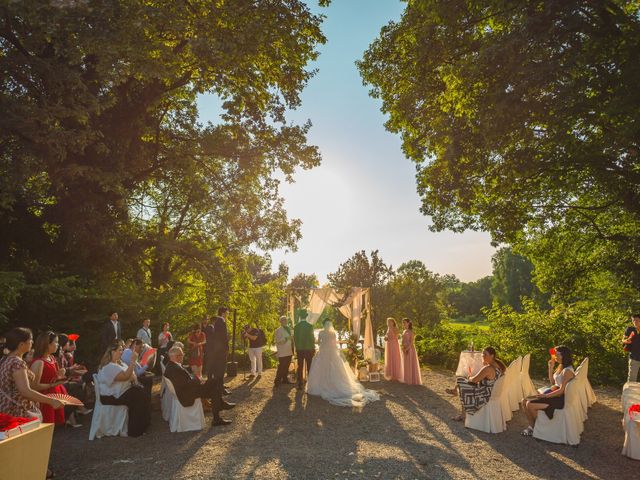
[274, 316, 294, 387]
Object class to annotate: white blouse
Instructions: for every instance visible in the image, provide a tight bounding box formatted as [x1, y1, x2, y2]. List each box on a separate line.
[553, 366, 575, 387]
[98, 362, 131, 398]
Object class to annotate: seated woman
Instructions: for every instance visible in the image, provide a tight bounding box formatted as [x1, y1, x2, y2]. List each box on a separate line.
[450, 346, 506, 421]
[521, 345, 575, 436]
[30, 331, 70, 426]
[97, 341, 150, 437]
[0, 328, 64, 480]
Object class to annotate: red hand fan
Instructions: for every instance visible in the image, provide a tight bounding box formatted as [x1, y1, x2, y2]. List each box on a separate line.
[549, 347, 556, 356]
[67, 334, 80, 342]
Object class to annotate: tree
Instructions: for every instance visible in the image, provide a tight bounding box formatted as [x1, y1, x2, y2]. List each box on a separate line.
[386, 260, 446, 327]
[358, 0, 640, 295]
[447, 275, 493, 319]
[327, 250, 393, 335]
[491, 247, 547, 312]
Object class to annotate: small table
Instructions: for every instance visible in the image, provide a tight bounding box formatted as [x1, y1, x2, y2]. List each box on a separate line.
[0, 423, 54, 480]
[455, 350, 484, 378]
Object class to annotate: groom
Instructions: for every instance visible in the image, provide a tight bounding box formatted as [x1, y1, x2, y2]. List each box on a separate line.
[294, 309, 315, 389]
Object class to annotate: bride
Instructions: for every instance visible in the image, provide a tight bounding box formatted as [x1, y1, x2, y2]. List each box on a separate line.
[307, 320, 380, 407]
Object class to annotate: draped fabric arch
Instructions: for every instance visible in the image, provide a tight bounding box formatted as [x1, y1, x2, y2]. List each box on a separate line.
[287, 287, 375, 362]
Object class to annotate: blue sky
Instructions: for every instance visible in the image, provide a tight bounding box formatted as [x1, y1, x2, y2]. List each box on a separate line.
[198, 0, 495, 283]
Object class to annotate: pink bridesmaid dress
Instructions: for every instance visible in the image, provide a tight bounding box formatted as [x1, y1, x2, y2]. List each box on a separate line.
[384, 327, 403, 381]
[401, 329, 422, 385]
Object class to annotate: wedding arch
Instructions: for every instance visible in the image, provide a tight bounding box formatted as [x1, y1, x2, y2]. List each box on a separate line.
[286, 287, 375, 363]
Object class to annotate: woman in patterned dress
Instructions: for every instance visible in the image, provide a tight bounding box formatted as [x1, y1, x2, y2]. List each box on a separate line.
[450, 346, 506, 421]
[30, 331, 69, 424]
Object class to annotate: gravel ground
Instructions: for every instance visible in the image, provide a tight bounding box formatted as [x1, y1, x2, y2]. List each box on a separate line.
[51, 366, 638, 479]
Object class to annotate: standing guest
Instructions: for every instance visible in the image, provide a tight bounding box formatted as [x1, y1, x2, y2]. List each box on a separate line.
[137, 318, 153, 347]
[521, 345, 575, 436]
[157, 322, 173, 361]
[449, 346, 506, 421]
[165, 346, 219, 411]
[97, 342, 150, 437]
[203, 307, 236, 426]
[0, 328, 64, 480]
[294, 309, 315, 389]
[384, 317, 403, 382]
[121, 339, 154, 416]
[401, 318, 422, 386]
[243, 322, 266, 377]
[201, 316, 210, 332]
[30, 331, 69, 425]
[188, 323, 206, 379]
[623, 314, 640, 382]
[274, 316, 294, 387]
[101, 311, 121, 352]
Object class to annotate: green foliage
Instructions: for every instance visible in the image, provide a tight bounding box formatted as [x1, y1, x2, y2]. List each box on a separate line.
[491, 247, 548, 311]
[359, 0, 640, 294]
[446, 275, 493, 318]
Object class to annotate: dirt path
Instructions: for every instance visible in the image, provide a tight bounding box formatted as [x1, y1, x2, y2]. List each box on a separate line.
[51, 367, 637, 479]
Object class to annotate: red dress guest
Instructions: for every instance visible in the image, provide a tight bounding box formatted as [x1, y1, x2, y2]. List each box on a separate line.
[30, 331, 68, 424]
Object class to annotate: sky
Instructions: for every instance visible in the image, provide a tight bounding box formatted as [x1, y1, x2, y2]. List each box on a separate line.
[197, 0, 495, 283]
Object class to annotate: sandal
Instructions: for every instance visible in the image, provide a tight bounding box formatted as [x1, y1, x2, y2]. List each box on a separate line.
[445, 387, 457, 396]
[451, 414, 464, 422]
[521, 426, 534, 436]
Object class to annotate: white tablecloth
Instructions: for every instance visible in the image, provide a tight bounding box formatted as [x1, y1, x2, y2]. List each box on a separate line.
[622, 382, 640, 460]
[455, 351, 484, 377]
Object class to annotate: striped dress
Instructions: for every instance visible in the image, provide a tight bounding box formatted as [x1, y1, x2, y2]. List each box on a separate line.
[456, 367, 502, 414]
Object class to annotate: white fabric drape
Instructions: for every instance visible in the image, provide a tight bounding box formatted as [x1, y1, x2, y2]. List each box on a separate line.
[308, 288, 340, 325]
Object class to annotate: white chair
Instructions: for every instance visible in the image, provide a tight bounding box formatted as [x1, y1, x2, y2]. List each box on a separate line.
[163, 377, 206, 433]
[465, 375, 509, 433]
[520, 353, 537, 398]
[622, 382, 640, 459]
[89, 374, 128, 440]
[160, 376, 173, 421]
[506, 356, 523, 412]
[574, 357, 597, 418]
[533, 379, 584, 446]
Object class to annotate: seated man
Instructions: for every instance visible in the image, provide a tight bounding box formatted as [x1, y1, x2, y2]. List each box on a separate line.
[164, 346, 235, 424]
[121, 339, 154, 402]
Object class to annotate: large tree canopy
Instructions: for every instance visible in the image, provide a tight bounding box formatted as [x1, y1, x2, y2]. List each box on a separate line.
[1, 0, 324, 276]
[359, 0, 640, 294]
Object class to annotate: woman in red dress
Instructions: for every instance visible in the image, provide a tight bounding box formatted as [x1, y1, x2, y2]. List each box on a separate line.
[30, 331, 68, 424]
[188, 323, 206, 378]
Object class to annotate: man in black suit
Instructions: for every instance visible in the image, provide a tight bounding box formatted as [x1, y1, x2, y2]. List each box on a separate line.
[203, 306, 235, 425]
[164, 346, 218, 409]
[101, 312, 121, 353]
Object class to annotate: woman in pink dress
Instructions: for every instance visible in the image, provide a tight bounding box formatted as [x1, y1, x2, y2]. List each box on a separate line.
[384, 317, 403, 381]
[401, 318, 422, 385]
[30, 331, 68, 424]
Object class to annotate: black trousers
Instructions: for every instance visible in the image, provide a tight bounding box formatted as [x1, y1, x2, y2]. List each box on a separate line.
[101, 385, 150, 437]
[210, 374, 225, 419]
[275, 355, 292, 384]
[297, 350, 314, 385]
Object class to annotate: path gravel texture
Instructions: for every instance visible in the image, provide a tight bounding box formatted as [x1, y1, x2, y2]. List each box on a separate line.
[51, 366, 638, 479]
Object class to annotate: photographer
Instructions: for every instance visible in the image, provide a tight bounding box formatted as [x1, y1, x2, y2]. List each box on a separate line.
[242, 323, 266, 377]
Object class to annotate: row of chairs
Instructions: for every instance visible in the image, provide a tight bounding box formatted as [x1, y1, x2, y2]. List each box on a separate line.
[89, 370, 207, 440]
[465, 355, 597, 445]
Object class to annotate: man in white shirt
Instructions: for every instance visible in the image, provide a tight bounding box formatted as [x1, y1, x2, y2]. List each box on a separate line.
[137, 318, 152, 346]
[273, 316, 294, 387]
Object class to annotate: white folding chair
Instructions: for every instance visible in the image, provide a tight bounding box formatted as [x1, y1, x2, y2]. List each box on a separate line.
[465, 375, 509, 433]
[89, 374, 128, 440]
[160, 376, 173, 421]
[520, 353, 537, 398]
[533, 379, 584, 446]
[506, 356, 523, 411]
[622, 382, 640, 459]
[163, 377, 206, 433]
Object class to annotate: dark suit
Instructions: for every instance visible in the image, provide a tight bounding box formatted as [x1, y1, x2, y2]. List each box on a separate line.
[101, 320, 121, 352]
[164, 361, 215, 408]
[203, 315, 229, 418]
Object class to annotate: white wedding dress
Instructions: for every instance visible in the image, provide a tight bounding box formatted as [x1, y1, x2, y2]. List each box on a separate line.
[306, 325, 380, 407]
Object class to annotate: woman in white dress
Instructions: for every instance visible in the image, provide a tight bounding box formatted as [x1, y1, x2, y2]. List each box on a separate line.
[307, 320, 380, 407]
